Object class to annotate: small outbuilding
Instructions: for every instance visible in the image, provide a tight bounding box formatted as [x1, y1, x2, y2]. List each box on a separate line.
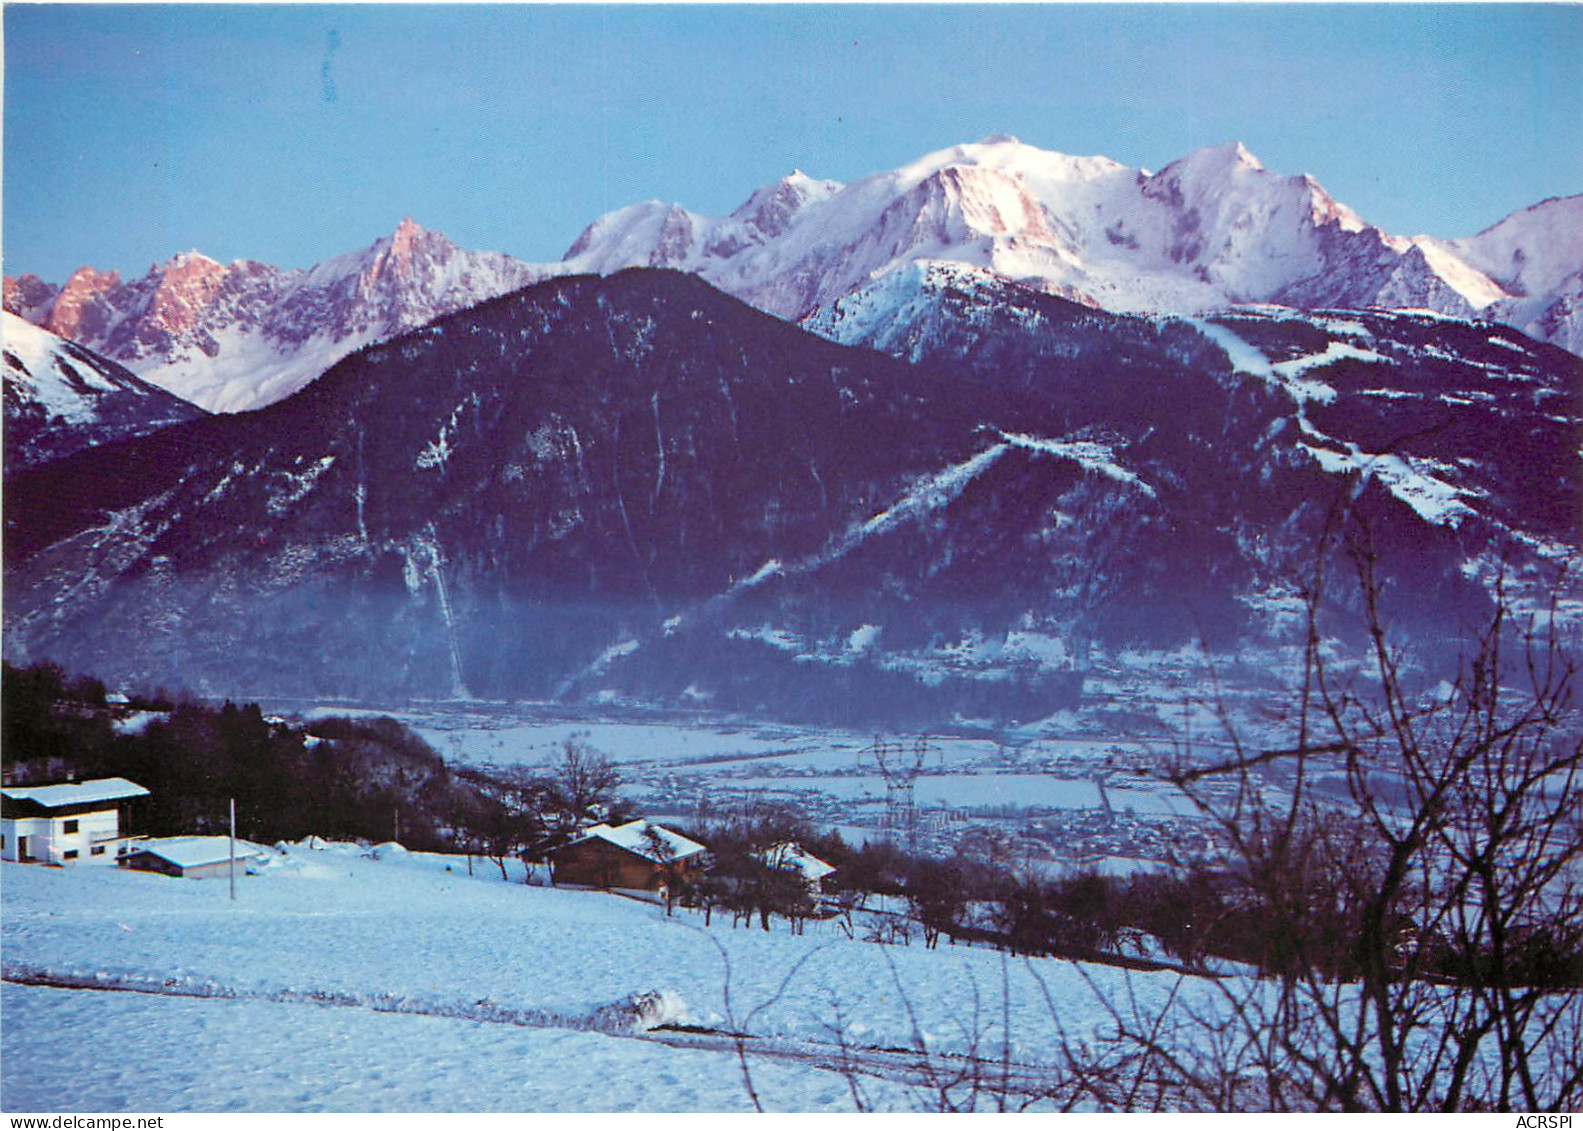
[1, 777, 150, 866]
[123, 836, 268, 880]
[549, 819, 708, 892]
[757, 841, 837, 894]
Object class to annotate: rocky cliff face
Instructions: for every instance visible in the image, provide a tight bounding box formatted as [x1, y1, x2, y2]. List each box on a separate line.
[4, 220, 547, 413]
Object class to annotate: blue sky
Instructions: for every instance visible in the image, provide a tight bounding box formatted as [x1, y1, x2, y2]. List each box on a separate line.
[5, 4, 1580, 281]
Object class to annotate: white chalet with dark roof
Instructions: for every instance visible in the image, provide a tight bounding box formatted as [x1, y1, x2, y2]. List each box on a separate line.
[0, 777, 150, 865]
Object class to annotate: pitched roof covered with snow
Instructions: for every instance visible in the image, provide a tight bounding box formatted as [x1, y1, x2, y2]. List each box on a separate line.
[572, 820, 706, 863]
[758, 841, 837, 882]
[131, 836, 267, 869]
[1, 777, 150, 810]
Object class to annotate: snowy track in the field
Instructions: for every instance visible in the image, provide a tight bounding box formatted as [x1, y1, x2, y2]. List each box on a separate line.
[3, 962, 1069, 1100]
[3, 962, 683, 1036]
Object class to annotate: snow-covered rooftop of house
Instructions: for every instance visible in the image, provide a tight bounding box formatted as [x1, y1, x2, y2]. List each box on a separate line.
[1, 777, 150, 809]
[758, 842, 837, 881]
[574, 819, 706, 862]
[132, 836, 268, 869]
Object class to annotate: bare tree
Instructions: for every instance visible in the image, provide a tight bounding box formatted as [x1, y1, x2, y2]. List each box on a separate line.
[449, 764, 550, 881]
[1101, 538, 1583, 1111]
[711, 531, 1579, 1111]
[550, 737, 621, 832]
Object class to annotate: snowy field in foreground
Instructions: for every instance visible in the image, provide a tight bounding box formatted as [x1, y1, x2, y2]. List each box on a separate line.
[1, 843, 1215, 1113]
[2, 983, 896, 1113]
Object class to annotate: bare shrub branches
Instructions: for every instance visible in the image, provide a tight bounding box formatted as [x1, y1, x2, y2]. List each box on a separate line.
[1139, 532, 1583, 1110]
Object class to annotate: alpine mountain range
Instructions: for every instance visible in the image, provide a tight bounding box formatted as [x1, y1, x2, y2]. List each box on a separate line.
[4, 136, 1580, 721]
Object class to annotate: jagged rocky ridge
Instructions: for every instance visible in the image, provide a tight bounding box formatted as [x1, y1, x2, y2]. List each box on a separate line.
[4, 269, 1577, 723]
[3, 219, 547, 413]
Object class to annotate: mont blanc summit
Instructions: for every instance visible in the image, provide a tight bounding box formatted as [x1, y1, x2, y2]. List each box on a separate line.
[562, 136, 1583, 356]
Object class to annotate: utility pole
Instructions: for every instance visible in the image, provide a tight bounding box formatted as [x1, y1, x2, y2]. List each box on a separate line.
[229, 797, 237, 902]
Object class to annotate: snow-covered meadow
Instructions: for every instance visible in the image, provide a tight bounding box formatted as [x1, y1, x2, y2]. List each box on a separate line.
[2, 842, 1215, 1113]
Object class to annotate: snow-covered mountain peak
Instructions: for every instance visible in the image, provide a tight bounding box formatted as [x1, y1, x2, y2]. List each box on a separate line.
[563, 201, 680, 264]
[3, 310, 204, 468]
[4, 311, 116, 413]
[1137, 148, 1373, 250]
[3, 274, 58, 323]
[1215, 140, 1263, 171]
[728, 172, 844, 240]
[297, 218, 462, 292]
[1456, 194, 1583, 299]
[895, 161, 1050, 242]
[376, 217, 424, 266]
[1295, 175, 1369, 234]
[12, 138, 1582, 429]
[781, 169, 833, 192]
[1442, 194, 1583, 353]
[362, 218, 449, 284]
[153, 250, 227, 289]
[139, 252, 235, 339]
[340, 218, 454, 282]
[1147, 141, 1272, 202]
[894, 136, 1130, 194]
[64, 265, 122, 288]
[166, 249, 221, 271]
[550, 135, 1583, 352]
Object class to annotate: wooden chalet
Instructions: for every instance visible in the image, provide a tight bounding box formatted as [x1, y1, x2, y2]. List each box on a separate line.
[548, 819, 708, 892]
